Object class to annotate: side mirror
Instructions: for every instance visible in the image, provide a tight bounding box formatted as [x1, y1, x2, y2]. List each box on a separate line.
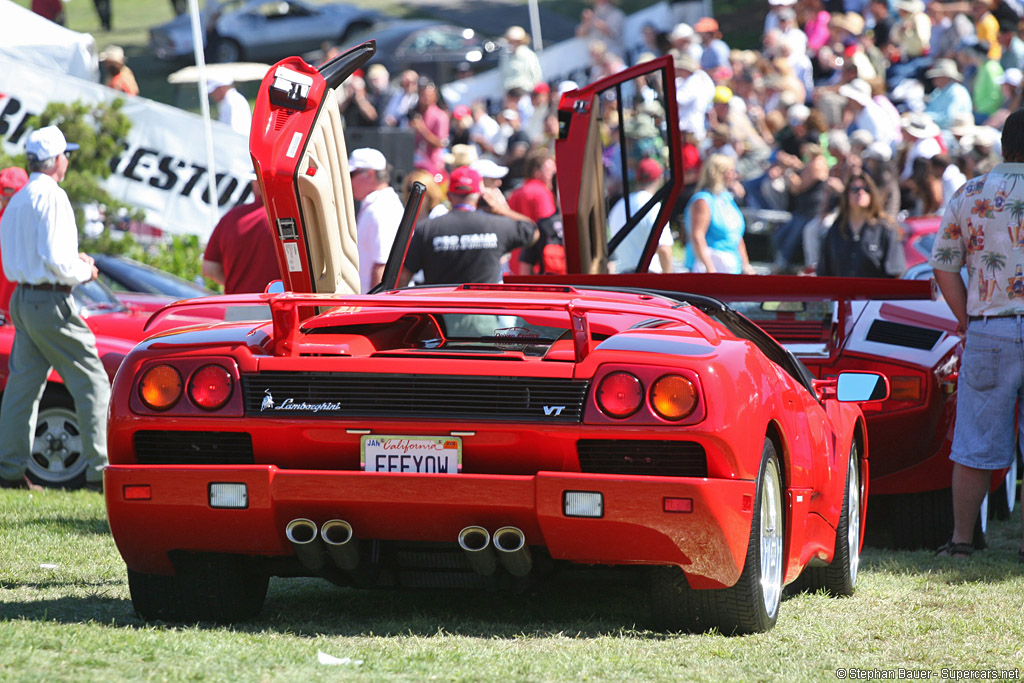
[836, 372, 889, 402]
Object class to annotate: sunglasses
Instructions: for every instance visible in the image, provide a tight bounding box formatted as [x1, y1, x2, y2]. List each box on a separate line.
[849, 184, 869, 193]
[63, 150, 75, 161]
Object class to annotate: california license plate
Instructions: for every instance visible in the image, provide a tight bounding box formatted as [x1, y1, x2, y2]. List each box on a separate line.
[361, 436, 462, 474]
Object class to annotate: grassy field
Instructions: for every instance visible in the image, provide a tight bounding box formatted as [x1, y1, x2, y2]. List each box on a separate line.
[1, 489, 1023, 681]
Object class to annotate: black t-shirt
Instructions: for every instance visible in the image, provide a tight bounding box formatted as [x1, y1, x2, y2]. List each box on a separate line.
[519, 210, 565, 273]
[405, 210, 536, 284]
[816, 218, 905, 278]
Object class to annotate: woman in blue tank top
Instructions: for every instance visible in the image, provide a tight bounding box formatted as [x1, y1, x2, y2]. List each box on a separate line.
[683, 154, 756, 274]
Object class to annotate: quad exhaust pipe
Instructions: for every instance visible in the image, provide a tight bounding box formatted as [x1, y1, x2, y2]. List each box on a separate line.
[458, 525, 497, 576]
[458, 525, 532, 577]
[285, 518, 326, 572]
[287, 518, 360, 572]
[493, 526, 532, 577]
[321, 519, 359, 571]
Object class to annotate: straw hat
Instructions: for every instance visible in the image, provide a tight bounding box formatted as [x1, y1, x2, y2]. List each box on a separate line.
[99, 45, 126, 65]
[504, 26, 529, 43]
[901, 112, 940, 139]
[446, 144, 479, 168]
[838, 78, 873, 106]
[924, 58, 962, 82]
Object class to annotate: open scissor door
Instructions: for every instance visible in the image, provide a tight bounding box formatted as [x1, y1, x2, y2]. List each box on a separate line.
[554, 55, 682, 275]
[249, 43, 376, 294]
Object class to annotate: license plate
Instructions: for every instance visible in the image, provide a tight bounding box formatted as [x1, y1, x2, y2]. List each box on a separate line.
[361, 436, 462, 474]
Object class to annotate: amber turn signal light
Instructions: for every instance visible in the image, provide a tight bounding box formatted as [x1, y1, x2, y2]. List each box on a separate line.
[138, 364, 182, 411]
[650, 374, 698, 421]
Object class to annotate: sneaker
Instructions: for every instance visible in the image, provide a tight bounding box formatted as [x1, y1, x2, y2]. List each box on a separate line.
[0, 475, 44, 492]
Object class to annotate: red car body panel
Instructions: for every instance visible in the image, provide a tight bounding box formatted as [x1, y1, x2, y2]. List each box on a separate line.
[106, 286, 867, 591]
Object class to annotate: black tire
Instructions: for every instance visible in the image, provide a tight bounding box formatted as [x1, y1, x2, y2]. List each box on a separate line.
[794, 443, 861, 596]
[25, 388, 87, 490]
[128, 555, 268, 623]
[213, 38, 242, 63]
[649, 439, 784, 634]
[865, 488, 953, 550]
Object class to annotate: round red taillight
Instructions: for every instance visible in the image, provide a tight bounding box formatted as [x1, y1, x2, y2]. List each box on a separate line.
[596, 371, 643, 418]
[139, 364, 182, 411]
[650, 374, 698, 421]
[188, 365, 233, 410]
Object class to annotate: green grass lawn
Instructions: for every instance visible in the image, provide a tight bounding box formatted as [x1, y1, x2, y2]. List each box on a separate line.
[2, 489, 1023, 681]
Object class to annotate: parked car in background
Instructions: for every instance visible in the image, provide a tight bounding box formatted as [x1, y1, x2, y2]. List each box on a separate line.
[92, 254, 213, 300]
[343, 20, 500, 83]
[150, 0, 381, 62]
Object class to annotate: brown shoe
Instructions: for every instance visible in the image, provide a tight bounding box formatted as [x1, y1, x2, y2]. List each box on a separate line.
[0, 475, 44, 492]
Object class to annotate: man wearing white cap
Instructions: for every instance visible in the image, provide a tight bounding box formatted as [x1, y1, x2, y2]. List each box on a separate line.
[208, 78, 252, 136]
[0, 126, 107, 491]
[500, 26, 542, 93]
[348, 148, 403, 293]
[839, 78, 901, 149]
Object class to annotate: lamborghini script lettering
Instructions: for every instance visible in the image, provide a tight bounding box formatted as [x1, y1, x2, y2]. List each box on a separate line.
[260, 391, 342, 412]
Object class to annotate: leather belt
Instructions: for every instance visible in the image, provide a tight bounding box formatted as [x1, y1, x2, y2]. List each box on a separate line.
[20, 282, 72, 293]
[968, 313, 1024, 321]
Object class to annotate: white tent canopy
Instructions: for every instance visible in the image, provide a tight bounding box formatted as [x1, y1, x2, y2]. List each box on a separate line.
[0, 0, 98, 82]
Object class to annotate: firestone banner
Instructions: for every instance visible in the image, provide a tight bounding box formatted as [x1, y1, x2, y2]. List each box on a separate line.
[0, 55, 253, 241]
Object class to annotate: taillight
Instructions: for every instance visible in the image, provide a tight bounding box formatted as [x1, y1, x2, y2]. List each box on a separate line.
[649, 374, 698, 421]
[597, 371, 643, 418]
[188, 364, 232, 410]
[888, 376, 922, 401]
[138, 364, 182, 411]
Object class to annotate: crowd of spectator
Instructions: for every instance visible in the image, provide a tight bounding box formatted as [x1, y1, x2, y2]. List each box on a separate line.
[321, 0, 1024, 279]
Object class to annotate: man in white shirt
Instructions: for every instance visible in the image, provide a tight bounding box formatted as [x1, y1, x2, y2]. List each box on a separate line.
[0, 126, 108, 491]
[674, 53, 714, 141]
[607, 158, 674, 273]
[348, 148, 404, 293]
[839, 79, 901, 150]
[208, 78, 252, 136]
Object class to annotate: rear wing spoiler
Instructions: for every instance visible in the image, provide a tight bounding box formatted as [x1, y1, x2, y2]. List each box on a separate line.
[507, 273, 938, 362]
[506, 273, 936, 302]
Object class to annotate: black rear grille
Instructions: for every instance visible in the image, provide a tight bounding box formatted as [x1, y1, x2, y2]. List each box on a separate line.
[866, 320, 942, 350]
[134, 431, 254, 465]
[243, 373, 588, 422]
[578, 440, 707, 477]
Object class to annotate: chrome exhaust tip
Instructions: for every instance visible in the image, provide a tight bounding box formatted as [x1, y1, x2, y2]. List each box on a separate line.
[320, 519, 359, 571]
[285, 518, 326, 572]
[493, 526, 532, 577]
[457, 525, 497, 576]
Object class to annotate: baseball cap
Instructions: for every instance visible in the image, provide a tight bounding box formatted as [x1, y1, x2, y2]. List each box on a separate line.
[0, 167, 28, 195]
[347, 147, 387, 172]
[636, 157, 664, 184]
[470, 158, 509, 179]
[448, 166, 482, 195]
[452, 104, 472, 120]
[25, 125, 79, 161]
[694, 17, 718, 33]
[533, 82, 551, 95]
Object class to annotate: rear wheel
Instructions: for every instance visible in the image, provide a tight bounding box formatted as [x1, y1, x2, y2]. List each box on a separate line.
[796, 443, 861, 596]
[213, 38, 242, 63]
[649, 439, 783, 634]
[26, 389, 87, 490]
[128, 555, 268, 623]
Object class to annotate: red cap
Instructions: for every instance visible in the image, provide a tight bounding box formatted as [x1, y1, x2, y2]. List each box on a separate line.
[0, 167, 28, 194]
[533, 82, 551, 94]
[453, 104, 472, 120]
[636, 157, 664, 184]
[448, 166, 482, 195]
[694, 17, 719, 33]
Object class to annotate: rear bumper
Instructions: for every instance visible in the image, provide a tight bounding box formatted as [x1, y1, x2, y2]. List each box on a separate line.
[105, 465, 755, 589]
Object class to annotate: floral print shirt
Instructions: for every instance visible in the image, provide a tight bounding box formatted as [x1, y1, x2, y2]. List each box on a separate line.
[929, 163, 1024, 316]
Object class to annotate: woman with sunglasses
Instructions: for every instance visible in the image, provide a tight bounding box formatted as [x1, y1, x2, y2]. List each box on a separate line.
[816, 172, 905, 277]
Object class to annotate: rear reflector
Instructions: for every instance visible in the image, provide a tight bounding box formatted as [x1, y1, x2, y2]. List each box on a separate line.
[123, 485, 151, 501]
[209, 483, 248, 509]
[564, 491, 603, 518]
[663, 497, 693, 513]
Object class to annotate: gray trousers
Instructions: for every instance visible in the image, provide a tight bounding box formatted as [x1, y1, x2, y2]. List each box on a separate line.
[0, 286, 109, 483]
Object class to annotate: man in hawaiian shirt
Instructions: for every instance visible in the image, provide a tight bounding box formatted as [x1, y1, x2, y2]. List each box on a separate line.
[929, 108, 1024, 561]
